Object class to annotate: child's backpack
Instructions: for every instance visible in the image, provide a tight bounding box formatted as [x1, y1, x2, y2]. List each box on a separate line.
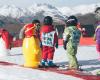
[69, 27, 81, 46]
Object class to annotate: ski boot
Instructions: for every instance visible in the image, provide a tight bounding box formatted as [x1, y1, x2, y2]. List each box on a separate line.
[47, 60, 58, 67]
[40, 59, 48, 68]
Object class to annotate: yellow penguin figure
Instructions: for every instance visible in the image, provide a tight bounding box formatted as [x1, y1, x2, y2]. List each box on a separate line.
[23, 36, 41, 68]
[20, 22, 41, 68]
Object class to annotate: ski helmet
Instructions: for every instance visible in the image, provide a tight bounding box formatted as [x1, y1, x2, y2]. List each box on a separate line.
[66, 15, 78, 26]
[95, 7, 100, 21]
[32, 19, 40, 24]
[43, 16, 53, 25]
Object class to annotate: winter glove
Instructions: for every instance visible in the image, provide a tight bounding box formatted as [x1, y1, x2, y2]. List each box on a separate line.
[93, 34, 96, 41]
[63, 40, 67, 50]
[40, 42, 42, 48]
[55, 43, 58, 49]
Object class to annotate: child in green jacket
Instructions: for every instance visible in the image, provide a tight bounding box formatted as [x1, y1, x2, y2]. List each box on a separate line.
[63, 15, 81, 70]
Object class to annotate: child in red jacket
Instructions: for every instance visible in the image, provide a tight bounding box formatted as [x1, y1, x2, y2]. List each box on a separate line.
[0, 28, 12, 56]
[40, 16, 58, 67]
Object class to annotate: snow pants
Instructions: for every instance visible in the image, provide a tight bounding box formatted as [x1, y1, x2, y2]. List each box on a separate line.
[22, 36, 41, 68]
[42, 46, 55, 61]
[96, 43, 100, 53]
[67, 45, 79, 69]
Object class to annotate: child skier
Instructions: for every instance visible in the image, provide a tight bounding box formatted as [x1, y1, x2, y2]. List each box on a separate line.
[40, 16, 58, 67]
[94, 7, 100, 60]
[63, 15, 81, 70]
[0, 28, 12, 57]
[94, 22, 100, 60]
[19, 20, 42, 68]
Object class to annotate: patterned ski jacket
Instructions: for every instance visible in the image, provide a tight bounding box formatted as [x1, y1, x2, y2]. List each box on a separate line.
[63, 26, 81, 47]
[40, 25, 58, 47]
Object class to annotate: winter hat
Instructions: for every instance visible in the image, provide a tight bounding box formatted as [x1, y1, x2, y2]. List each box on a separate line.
[95, 7, 100, 21]
[32, 19, 40, 24]
[66, 15, 78, 26]
[43, 16, 53, 25]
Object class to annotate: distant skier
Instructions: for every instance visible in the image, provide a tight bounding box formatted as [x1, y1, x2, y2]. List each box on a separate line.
[94, 7, 100, 60]
[63, 15, 81, 70]
[0, 28, 12, 57]
[19, 20, 42, 68]
[77, 23, 87, 37]
[40, 16, 58, 67]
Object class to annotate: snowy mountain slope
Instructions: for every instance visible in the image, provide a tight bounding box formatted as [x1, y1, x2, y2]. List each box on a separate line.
[58, 3, 100, 16]
[0, 65, 83, 80]
[28, 4, 64, 23]
[0, 3, 99, 21]
[0, 46, 100, 80]
[0, 4, 65, 23]
[0, 5, 26, 18]
[28, 4, 63, 17]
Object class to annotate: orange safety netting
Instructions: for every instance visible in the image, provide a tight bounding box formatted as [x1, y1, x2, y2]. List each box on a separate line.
[12, 37, 96, 47]
[58, 37, 96, 46]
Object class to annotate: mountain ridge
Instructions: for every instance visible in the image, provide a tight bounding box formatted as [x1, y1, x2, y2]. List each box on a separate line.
[0, 3, 99, 23]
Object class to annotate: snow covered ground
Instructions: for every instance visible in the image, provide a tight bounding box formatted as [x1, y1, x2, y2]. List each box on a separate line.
[0, 45, 100, 80]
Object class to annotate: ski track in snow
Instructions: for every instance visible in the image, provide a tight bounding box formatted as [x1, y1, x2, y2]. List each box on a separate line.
[0, 45, 100, 80]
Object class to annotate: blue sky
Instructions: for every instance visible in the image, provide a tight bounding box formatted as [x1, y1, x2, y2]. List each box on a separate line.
[0, 0, 100, 8]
